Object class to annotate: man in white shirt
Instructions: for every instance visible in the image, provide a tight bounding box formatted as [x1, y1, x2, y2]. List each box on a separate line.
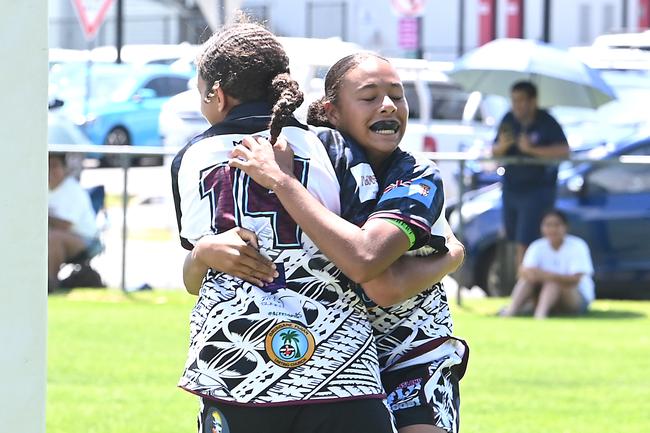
[501, 209, 594, 319]
[48, 153, 99, 292]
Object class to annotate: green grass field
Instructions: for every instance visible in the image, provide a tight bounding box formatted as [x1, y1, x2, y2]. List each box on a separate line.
[48, 290, 650, 433]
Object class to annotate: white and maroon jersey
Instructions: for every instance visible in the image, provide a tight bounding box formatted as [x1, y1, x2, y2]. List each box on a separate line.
[318, 129, 468, 375]
[171, 103, 383, 405]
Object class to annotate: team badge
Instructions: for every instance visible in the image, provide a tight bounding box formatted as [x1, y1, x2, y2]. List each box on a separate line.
[265, 322, 315, 368]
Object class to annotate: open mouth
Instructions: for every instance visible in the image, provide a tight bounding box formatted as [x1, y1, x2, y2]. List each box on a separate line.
[369, 120, 400, 135]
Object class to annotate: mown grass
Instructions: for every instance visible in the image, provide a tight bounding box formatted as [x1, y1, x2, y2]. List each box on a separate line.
[48, 290, 650, 433]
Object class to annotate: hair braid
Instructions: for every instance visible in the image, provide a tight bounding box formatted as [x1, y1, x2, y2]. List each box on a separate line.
[307, 97, 333, 127]
[268, 73, 304, 144]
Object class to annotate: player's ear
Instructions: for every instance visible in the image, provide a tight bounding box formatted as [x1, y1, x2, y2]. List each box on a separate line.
[323, 100, 340, 127]
[214, 86, 227, 113]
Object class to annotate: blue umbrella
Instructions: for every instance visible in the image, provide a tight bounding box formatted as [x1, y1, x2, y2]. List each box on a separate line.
[448, 38, 616, 108]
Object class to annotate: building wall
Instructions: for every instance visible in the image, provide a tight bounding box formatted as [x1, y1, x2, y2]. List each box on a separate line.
[48, 0, 184, 48]
[49, 0, 646, 59]
[242, 0, 641, 60]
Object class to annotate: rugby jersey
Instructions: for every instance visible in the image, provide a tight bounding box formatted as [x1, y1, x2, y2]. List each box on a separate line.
[316, 128, 468, 375]
[171, 103, 384, 405]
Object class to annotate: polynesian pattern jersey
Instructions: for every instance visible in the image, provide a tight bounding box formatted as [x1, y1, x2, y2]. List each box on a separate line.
[171, 104, 384, 405]
[315, 128, 468, 374]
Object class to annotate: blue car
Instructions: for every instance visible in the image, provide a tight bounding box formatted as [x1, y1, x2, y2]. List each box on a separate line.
[450, 131, 650, 299]
[50, 62, 193, 162]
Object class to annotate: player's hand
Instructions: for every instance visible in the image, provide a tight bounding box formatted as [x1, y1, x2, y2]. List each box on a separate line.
[229, 135, 295, 190]
[271, 136, 295, 176]
[194, 228, 277, 287]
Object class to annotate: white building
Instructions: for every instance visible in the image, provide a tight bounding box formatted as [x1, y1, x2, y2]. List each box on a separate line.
[49, 0, 649, 60]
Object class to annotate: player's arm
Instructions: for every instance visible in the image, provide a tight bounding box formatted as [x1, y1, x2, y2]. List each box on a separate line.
[361, 222, 465, 306]
[182, 228, 278, 295]
[229, 137, 414, 283]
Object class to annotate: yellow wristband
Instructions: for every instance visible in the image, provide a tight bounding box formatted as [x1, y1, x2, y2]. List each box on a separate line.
[385, 218, 416, 249]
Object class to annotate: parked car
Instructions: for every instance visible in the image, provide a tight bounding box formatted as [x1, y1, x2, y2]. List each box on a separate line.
[50, 62, 193, 164]
[90, 43, 200, 66]
[450, 131, 650, 299]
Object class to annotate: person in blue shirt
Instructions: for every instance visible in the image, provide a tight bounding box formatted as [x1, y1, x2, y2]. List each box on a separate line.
[492, 80, 569, 267]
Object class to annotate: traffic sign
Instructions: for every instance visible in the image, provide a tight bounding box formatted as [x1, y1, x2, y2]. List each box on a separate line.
[391, 0, 426, 17]
[70, 0, 115, 40]
[398, 17, 419, 50]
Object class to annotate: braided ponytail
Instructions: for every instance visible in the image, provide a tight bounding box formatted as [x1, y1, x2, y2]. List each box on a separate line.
[268, 73, 304, 144]
[307, 97, 333, 127]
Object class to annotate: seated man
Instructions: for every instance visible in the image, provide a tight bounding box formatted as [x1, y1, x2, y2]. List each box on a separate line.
[48, 153, 100, 292]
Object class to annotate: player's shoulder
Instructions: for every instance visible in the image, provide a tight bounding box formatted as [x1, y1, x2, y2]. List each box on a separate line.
[387, 148, 441, 180]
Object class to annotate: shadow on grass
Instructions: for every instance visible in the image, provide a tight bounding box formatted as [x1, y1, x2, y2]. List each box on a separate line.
[581, 309, 647, 320]
[456, 303, 647, 320]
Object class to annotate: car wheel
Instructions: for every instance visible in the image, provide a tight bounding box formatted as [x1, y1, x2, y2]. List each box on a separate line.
[477, 243, 517, 297]
[102, 127, 131, 167]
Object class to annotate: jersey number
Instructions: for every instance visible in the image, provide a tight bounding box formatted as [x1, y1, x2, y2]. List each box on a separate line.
[199, 158, 310, 249]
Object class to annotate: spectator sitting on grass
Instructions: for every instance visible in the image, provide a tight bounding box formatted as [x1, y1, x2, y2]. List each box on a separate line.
[48, 153, 99, 292]
[500, 209, 594, 319]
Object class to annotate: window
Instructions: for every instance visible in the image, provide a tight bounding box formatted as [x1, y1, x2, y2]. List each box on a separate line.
[429, 84, 469, 121]
[143, 76, 189, 98]
[403, 81, 420, 119]
[587, 148, 650, 194]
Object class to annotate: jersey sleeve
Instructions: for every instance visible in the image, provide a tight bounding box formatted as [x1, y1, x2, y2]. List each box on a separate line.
[171, 138, 237, 250]
[368, 152, 445, 250]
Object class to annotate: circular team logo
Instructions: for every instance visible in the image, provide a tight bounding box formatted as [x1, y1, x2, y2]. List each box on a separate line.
[265, 322, 315, 368]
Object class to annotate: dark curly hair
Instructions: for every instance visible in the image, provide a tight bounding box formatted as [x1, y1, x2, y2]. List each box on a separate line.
[307, 52, 388, 128]
[196, 20, 303, 144]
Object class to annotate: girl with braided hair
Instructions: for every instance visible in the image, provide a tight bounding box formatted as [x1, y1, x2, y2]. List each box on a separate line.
[171, 21, 396, 433]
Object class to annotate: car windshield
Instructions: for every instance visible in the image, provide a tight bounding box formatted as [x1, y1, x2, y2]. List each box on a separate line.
[49, 63, 132, 104]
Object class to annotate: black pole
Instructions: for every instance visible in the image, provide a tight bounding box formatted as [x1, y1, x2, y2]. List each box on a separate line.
[622, 0, 628, 30]
[416, 15, 424, 59]
[492, 0, 498, 41]
[457, 0, 465, 57]
[218, 0, 225, 26]
[542, 0, 551, 42]
[520, 0, 525, 38]
[115, 0, 123, 64]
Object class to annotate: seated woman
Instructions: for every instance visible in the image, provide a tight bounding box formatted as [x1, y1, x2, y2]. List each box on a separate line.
[500, 209, 594, 319]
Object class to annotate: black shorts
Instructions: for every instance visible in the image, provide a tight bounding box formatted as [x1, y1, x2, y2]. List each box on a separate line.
[198, 397, 395, 433]
[383, 361, 461, 433]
